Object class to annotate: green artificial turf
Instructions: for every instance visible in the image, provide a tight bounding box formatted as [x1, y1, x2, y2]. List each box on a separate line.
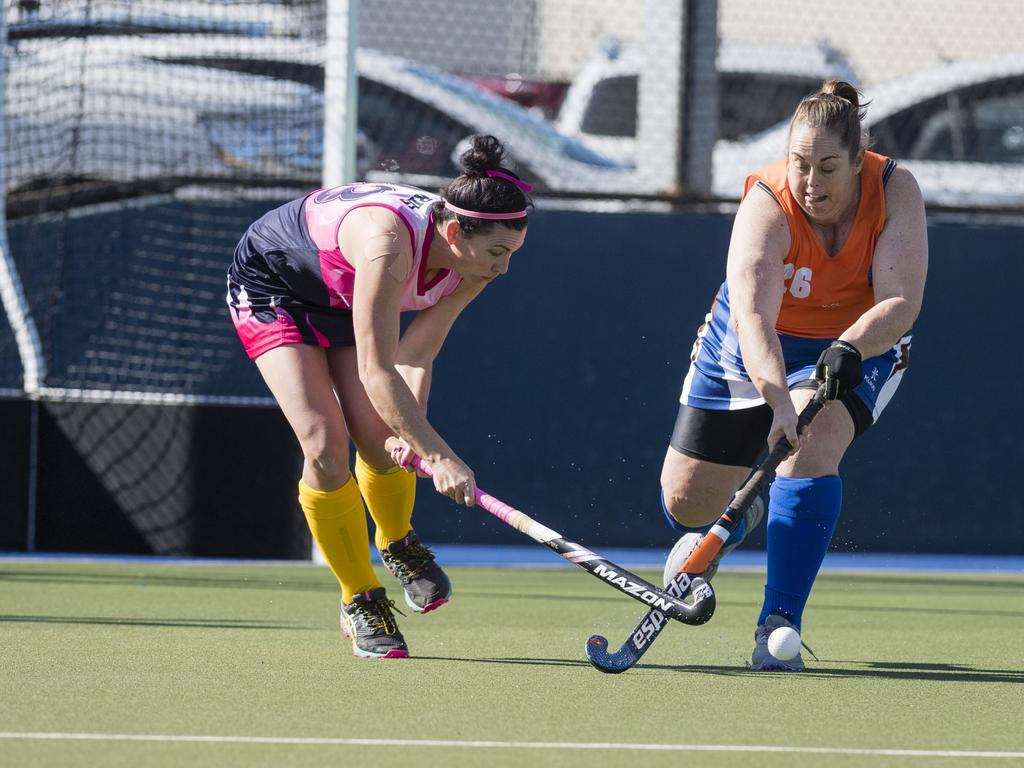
[1, 561, 1022, 767]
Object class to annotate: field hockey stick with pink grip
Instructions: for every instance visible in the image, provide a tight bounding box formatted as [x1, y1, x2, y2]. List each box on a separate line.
[385, 439, 716, 626]
[585, 381, 830, 673]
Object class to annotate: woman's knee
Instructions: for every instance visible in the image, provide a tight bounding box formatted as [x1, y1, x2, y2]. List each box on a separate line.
[303, 450, 351, 488]
[294, 428, 351, 487]
[660, 449, 746, 526]
[660, 457, 691, 512]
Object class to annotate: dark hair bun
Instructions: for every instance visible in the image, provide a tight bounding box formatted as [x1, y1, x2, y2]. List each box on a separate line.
[459, 134, 508, 174]
[821, 79, 861, 108]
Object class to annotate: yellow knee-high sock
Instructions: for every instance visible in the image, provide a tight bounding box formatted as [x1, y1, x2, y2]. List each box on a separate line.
[354, 452, 416, 552]
[298, 477, 380, 604]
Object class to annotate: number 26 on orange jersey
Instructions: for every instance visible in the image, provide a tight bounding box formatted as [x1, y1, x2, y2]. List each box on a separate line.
[782, 263, 812, 299]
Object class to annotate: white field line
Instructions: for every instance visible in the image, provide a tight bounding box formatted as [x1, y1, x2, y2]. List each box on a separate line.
[0, 733, 1021, 759]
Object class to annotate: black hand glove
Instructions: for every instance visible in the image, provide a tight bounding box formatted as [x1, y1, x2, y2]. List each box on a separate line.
[815, 340, 863, 400]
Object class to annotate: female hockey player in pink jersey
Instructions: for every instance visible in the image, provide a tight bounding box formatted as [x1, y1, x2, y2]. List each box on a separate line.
[227, 135, 530, 659]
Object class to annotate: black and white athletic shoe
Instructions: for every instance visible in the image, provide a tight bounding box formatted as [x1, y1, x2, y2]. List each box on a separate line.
[380, 531, 452, 613]
[340, 587, 409, 659]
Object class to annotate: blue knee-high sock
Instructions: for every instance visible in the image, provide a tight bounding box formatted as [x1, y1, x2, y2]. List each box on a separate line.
[660, 489, 747, 548]
[758, 476, 842, 630]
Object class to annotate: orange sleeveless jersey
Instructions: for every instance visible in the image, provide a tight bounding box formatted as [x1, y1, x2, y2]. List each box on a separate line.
[742, 151, 892, 339]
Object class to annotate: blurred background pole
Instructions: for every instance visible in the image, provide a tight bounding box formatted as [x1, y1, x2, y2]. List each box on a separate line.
[682, 0, 719, 198]
[323, 0, 360, 188]
[636, 0, 717, 199]
[636, 0, 685, 195]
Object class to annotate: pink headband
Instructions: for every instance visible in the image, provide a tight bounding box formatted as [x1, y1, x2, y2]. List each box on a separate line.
[485, 169, 533, 192]
[442, 169, 532, 220]
[444, 201, 528, 220]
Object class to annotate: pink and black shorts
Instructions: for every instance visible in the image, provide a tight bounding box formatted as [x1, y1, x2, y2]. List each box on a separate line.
[226, 200, 356, 359]
[226, 281, 356, 360]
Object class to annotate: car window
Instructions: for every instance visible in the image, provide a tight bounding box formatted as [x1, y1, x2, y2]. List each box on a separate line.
[968, 88, 1024, 163]
[574, 71, 823, 142]
[720, 76, 822, 141]
[875, 76, 1024, 163]
[358, 80, 467, 177]
[580, 75, 637, 138]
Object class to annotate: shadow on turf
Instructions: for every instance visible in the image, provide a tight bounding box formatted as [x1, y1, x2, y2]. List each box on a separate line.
[415, 655, 592, 668]
[413, 656, 1024, 683]
[0, 569, 335, 593]
[449, 589, 1024, 620]
[637, 660, 1024, 683]
[0, 614, 310, 630]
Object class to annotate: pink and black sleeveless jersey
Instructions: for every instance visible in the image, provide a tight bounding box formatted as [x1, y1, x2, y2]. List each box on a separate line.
[229, 182, 463, 314]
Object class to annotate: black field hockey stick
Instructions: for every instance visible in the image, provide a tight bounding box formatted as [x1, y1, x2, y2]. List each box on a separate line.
[386, 440, 716, 625]
[585, 382, 830, 673]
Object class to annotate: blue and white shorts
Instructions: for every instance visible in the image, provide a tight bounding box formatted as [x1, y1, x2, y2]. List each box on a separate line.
[671, 332, 912, 466]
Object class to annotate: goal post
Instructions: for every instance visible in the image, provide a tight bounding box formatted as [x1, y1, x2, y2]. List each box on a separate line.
[322, 0, 359, 189]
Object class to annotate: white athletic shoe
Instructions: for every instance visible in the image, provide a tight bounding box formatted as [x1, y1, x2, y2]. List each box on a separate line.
[750, 614, 806, 671]
[662, 496, 765, 586]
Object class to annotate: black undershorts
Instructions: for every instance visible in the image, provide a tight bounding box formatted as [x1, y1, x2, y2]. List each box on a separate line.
[669, 380, 873, 467]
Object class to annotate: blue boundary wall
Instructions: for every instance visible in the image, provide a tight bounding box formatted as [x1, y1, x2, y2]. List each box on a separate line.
[3, 550, 1023, 573]
[1, 205, 1021, 556]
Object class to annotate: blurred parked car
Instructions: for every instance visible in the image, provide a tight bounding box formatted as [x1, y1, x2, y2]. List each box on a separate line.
[183, 41, 625, 188]
[712, 54, 1024, 207]
[4, 33, 630, 214]
[556, 37, 859, 167]
[5, 0, 311, 38]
